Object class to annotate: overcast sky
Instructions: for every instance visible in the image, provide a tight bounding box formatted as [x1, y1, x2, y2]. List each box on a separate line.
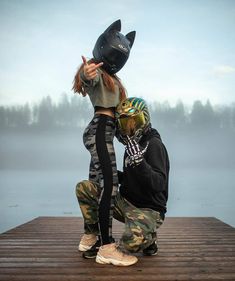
[0, 0, 235, 106]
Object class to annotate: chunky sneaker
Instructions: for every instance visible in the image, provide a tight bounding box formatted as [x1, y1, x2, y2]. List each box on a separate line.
[82, 239, 101, 259]
[96, 243, 138, 266]
[143, 241, 158, 256]
[82, 237, 115, 259]
[78, 234, 97, 252]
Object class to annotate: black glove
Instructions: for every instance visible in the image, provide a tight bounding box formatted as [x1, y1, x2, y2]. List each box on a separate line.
[125, 136, 148, 167]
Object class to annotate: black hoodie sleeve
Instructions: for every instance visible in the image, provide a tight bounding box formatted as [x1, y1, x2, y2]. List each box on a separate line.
[117, 170, 124, 185]
[130, 138, 168, 192]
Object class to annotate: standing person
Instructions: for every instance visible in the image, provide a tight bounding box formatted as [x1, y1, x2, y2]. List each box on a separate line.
[76, 97, 169, 258]
[72, 20, 137, 266]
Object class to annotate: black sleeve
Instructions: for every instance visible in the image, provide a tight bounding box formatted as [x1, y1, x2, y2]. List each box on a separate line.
[118, 170, 124, 185]
[130, 138, 168, 192]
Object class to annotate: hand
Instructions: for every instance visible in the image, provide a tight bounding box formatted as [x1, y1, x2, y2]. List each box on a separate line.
[125, 136, 149, 166]
[82, 56, 103, 80]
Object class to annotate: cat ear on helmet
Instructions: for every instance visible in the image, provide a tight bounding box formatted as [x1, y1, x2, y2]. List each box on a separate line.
[104, 19, 121, 33]
[125, 31, 136, 48]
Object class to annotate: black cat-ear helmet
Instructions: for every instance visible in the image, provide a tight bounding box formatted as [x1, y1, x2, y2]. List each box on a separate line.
[92, 19, 136, 75]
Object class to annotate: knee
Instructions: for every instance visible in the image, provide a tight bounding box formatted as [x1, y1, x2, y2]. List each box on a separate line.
[75, 180, 93, 200]
[75, 181, 83, 200]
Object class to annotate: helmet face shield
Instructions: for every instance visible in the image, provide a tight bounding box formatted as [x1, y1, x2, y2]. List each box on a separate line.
[116, 97, 150, 142]
[100, 44, 129, 74]
[117, 111, 146, 137]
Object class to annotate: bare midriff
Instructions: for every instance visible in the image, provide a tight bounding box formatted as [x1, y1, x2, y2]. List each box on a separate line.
[95, 107, 115, 118]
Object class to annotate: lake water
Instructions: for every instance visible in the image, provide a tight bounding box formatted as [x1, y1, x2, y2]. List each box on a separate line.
[1, 129, 235, 233]
[0, 166, 234, 233]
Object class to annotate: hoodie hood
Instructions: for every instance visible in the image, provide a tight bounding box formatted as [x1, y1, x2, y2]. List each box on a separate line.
[140, 125, 161, 144]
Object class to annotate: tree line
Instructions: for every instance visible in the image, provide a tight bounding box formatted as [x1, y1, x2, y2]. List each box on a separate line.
[0, 93, 235, 132]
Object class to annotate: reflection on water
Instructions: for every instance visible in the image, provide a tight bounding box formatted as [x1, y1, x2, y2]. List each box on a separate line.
[0, 167, 234, 233]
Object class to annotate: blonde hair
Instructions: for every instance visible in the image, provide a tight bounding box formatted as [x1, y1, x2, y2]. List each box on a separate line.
[72, 59, 126, 102]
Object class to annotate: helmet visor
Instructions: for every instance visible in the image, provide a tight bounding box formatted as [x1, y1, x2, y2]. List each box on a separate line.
[101, 46, 128, 74]
[117, 112, 146, 136]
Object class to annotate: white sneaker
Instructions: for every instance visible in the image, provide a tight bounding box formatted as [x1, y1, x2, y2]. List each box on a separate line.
[96, 243, 138, 266]
[78, 234, 97, 252]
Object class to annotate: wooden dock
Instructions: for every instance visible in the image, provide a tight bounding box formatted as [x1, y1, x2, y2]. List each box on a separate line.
[0, 217, 235, 280]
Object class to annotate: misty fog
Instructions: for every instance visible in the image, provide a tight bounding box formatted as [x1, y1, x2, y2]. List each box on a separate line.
[0, 94, 235, 233]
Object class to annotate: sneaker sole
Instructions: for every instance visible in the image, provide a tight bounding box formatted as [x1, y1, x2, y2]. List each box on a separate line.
[82, 252, 97, 259]
[78, 244, 94, 252]
[143, 251, 158, 256]
[96, 254, 138, 266]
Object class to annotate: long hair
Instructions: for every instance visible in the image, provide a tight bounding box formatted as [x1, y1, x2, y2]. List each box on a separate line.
[72, 59, 126, 102]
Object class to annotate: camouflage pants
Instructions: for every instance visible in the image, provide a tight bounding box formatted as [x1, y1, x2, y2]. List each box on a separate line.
[76, 180, 163, 252]
[83, 114, 118, 244]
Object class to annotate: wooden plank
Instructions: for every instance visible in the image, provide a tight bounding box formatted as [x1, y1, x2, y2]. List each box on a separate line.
[0, 271, 234, 281]
[0, 217, 235, 281]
